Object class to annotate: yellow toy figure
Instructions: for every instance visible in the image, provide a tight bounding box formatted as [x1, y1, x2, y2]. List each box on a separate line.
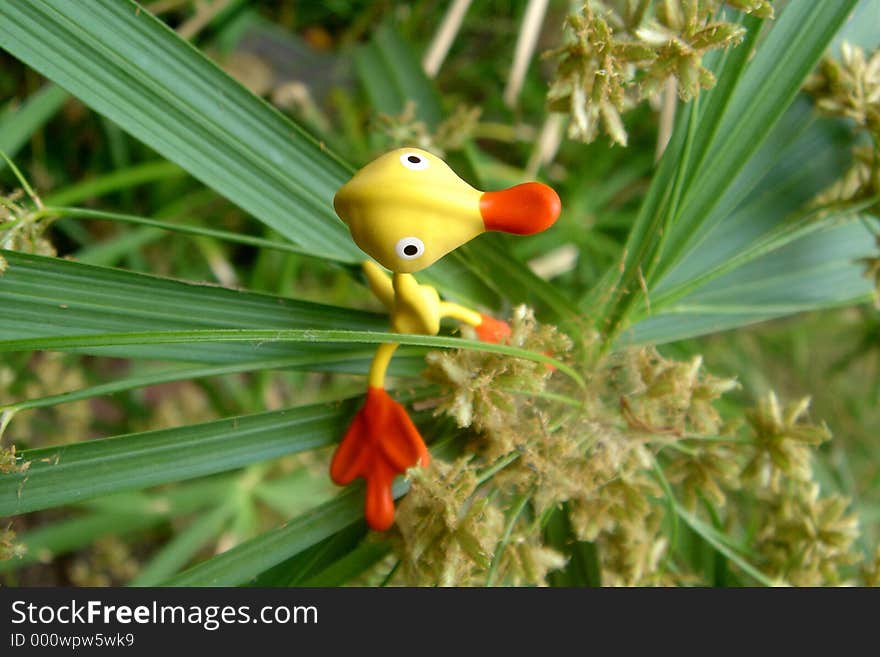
[329, 148, 561, 530]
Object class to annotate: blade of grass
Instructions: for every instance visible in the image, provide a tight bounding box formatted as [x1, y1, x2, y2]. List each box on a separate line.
[543, 505, 601, 587]
[164, 485, 376, 586]
[0, 250, 401, 368]
[0, 477, 233, 573]
[0, 84, 68, 170]
[300, 540, 392, 586]
[1, 512, 166, 574]
[244, 522, 367, 587]
[625, 218, 877, 344]
[253, 468, 336, 519]
[650, 201, 875, 310]
[42, 206, 345, 262]
[283, 523, 368, 586]
[674, 503, 775, 586]
[651, 108, 847, 297]
[652, 0, 859, 285]
[0, 328, 585, 390]
[129, 501, 237, 586]
[0, 356, 377, 416]
[600, 0, 859, 341]
[42, 161, 185, 207]
[0, 0, 361, 261]
[0, 398, 360, 516]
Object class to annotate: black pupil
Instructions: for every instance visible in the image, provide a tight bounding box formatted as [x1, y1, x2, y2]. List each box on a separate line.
[407, 155, 421, 164]
[403, 244, 419, 256]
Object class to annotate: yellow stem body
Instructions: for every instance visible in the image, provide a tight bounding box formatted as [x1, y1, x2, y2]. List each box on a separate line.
[362, 261, 483, 388]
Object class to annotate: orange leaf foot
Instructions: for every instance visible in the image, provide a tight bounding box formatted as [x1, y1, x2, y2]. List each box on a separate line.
[475, 313, 511, 343]
[330, 387, 429, 531]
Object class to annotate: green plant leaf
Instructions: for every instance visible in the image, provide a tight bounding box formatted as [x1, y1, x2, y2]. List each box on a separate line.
[280, 523, 369, 586]
[650, 102, 851, 297]
[0, 250, 425, 374]
[42, 161, 185, 208]
[0, 0, 361, 261]
[1, 358, 357, 416]
[543, 505, 601, 587]
[253, 468, 336, 518]
[623, 105, 877, 344]
[354, 23, 442, 128]
[674, 504, 774, 586]
[0, 478, 232, 573]
[0, 327, 584, 389]
[0, 398, 358, 516]
[300, 540, 392, 586]
[0, 84, 67, 170]
[626, 219, 877, 344]
[654, 0, 859, 282]
[164, 485, 381, 586]
[46, 207, 340, 261]
[129, 501, 236, 586]
[0, 511, 162, 574]
[603, 0, 864, 343]
[164, 434, 463, 586]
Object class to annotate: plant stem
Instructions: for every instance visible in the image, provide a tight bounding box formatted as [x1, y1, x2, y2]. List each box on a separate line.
[485, 489, 534, 586]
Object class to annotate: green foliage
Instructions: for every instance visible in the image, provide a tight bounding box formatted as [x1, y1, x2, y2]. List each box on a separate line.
[546, 0, 767, 145]
[0, 0, 877, 587]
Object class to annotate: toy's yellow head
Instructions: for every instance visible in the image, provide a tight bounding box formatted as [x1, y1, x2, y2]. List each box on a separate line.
[333, 148, 561, 273]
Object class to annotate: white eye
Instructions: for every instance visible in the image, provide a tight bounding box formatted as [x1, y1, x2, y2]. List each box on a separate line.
[395, 237, 425, 260]
[400, 152, 429, 170]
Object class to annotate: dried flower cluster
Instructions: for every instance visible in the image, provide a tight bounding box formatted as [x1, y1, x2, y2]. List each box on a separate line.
[0, 188, 55, 267]
[381, 307, 872, 586]
[0, 356, 91, 447]
[808, 42, 880, 139]
[68, 536, 139, 587]
[545, 1, 772, 145]
[754, 481, 860, 586]
[0, 524, 26, 562]
[1, 354, 94, 571]
[375, 101, 482, 157]
[806, 42, 880, 303]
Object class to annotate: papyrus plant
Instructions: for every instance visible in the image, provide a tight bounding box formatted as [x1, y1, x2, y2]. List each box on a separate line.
[0, 0, 877, 586]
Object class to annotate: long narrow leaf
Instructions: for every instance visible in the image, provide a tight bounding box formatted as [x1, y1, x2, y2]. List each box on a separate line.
[0, 327, 584, 388]
[0, 84, 67, 169]
[654, 0, 859, 282]
[625, 219, 877, 344]
[0, 0, 360, 261]
[0, 250, 429, 374]
[129, 502, 236, 586]
[165, 486, 377, 586]
[0, 399, 358, 516]
[0, 478, 233, 572]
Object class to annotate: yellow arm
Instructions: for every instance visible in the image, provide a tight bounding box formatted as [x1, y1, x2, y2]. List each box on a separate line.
[439, 301, 482, 327]
[361, 265, 489, 389]
[363, 261, 483, 329]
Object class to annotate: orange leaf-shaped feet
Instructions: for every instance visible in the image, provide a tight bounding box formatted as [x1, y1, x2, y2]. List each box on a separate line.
[330, 387, 430, 531]
[475, 313, 511, 343]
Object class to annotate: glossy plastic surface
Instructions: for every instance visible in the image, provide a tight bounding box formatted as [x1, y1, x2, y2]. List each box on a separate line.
[328, 148, 560, 531]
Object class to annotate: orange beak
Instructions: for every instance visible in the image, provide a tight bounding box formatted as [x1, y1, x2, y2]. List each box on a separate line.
[479, 182, 561, 235]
